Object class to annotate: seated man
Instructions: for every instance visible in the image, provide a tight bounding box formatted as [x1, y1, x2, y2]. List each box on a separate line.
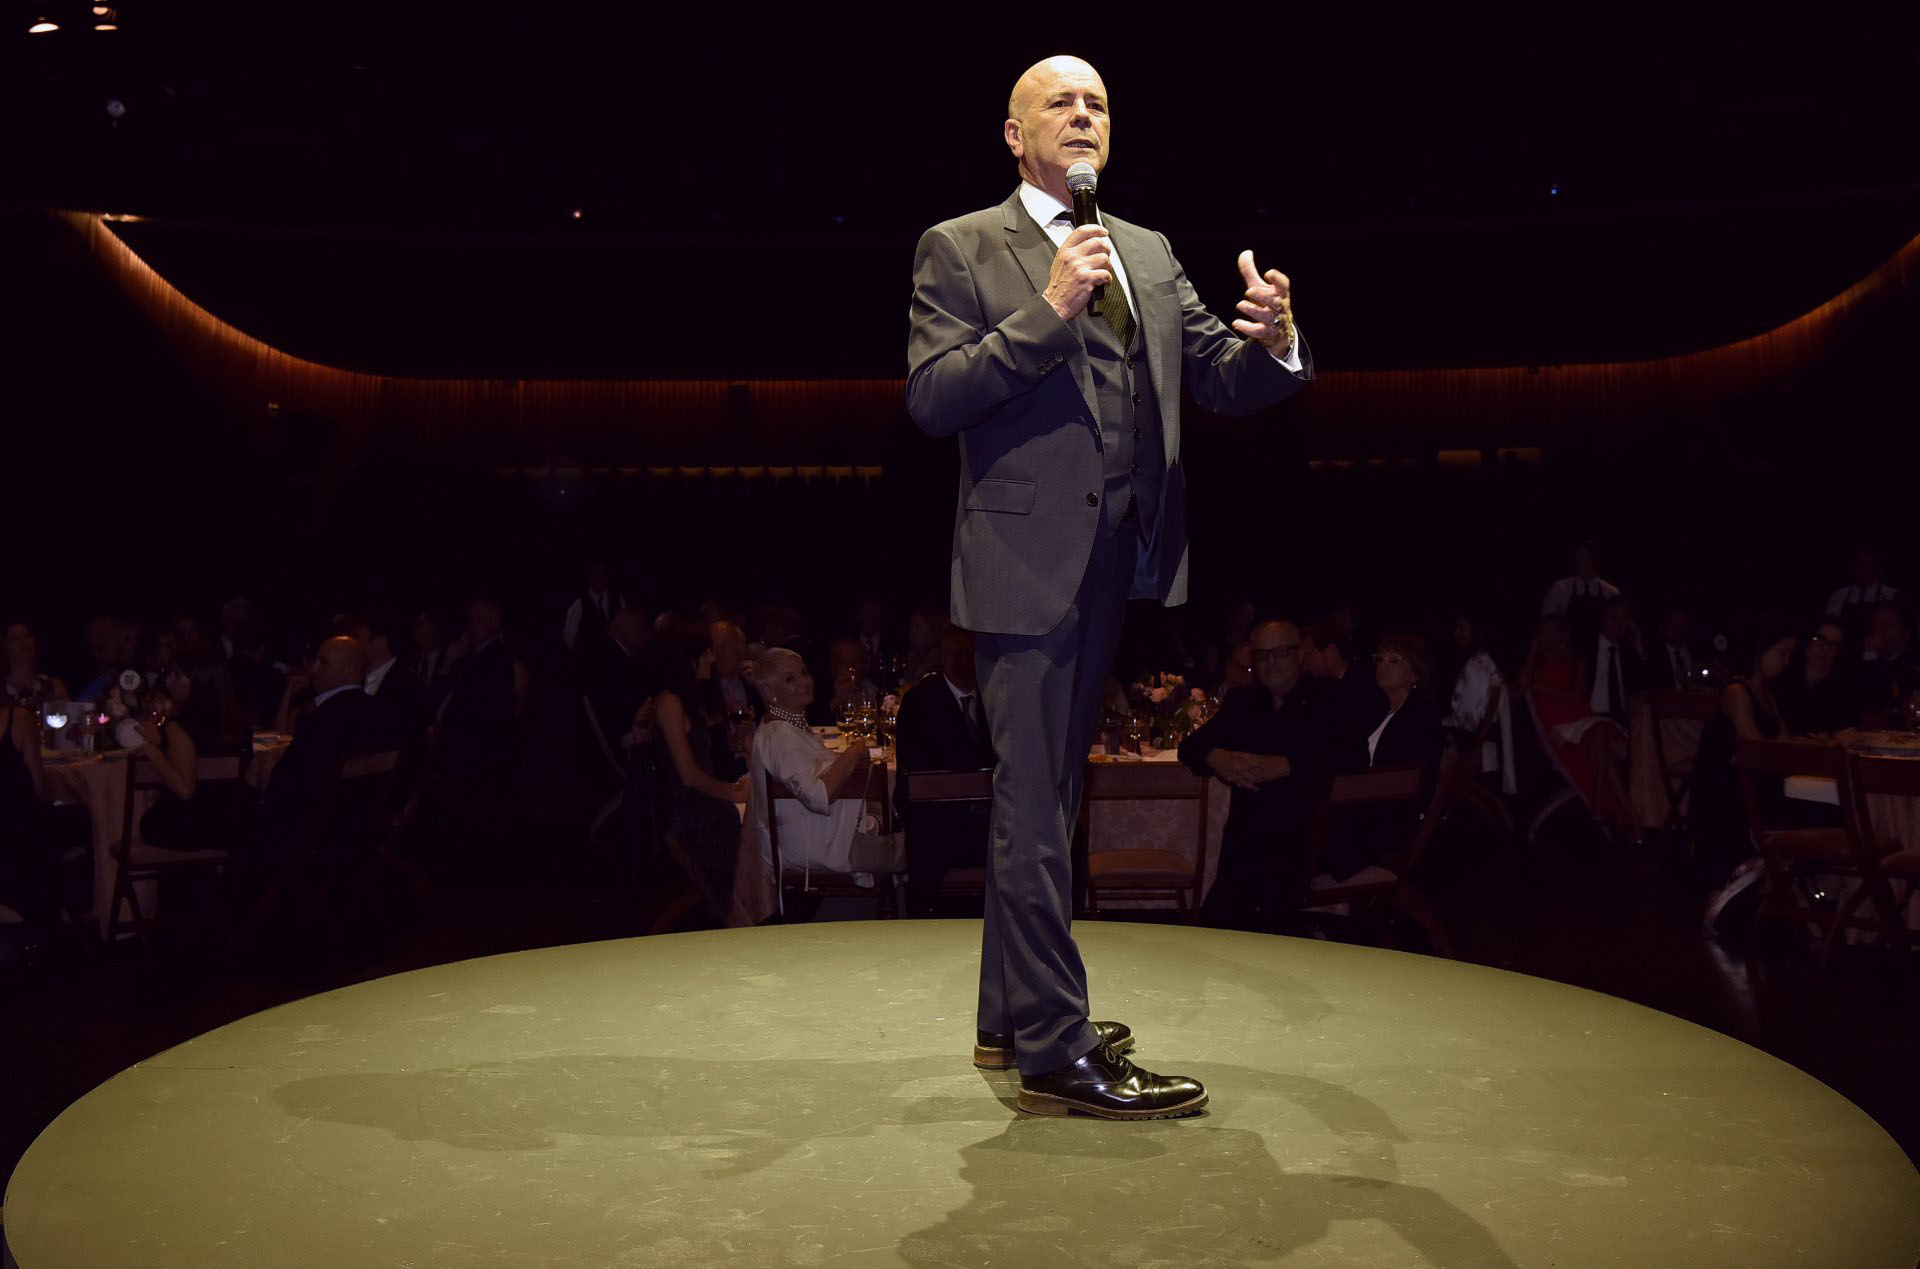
[1177, 620, 1330, 931]
[737, 647, 904, 923]
[893, 626, 995, 915]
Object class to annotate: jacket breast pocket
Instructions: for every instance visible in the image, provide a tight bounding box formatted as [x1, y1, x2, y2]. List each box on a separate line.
[964, 478, 1038, 515]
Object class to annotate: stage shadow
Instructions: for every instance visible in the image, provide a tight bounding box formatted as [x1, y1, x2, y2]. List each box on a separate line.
[895, 1117, 1519, 1268]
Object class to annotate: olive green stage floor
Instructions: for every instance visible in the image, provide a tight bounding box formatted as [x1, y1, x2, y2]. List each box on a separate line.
[5, 921, 1917, 1267]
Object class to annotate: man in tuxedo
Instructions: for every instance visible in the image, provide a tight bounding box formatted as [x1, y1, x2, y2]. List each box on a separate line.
[1590, 597, 1651, 727]
[260, 636, 407, 852]
[434, 598, 519, 783]
[698, 619, 761, 780]
[908, 55, 1312, 1119]
[1303, 622, 1387, 753]
[894, 626, 997, 916]
[1644, 607, 1704, 692]
[1856, 599, 1920, 724]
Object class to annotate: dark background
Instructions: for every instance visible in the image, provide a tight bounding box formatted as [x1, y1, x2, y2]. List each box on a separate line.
[5, 6, 1919, 675]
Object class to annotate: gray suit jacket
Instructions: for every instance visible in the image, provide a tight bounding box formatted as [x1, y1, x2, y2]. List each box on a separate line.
[908, 187, 1313, 637]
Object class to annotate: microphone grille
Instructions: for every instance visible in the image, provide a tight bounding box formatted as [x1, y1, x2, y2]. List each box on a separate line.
[1065, 162, 1098, 193]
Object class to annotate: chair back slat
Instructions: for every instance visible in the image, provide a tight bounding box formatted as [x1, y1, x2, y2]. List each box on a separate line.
[901, 769, 994, 803]
[1084, 762, 1205, 800]
[1843, 751, 1920, 798]
[337, 748, 402, 781]
[1400, 748, 1464, 875]
[1649, 690, 1723, 723]
[1734, 739, 1844, 779]
[1325, 763, 1424, 807]
[1469, 683, 1503, 751]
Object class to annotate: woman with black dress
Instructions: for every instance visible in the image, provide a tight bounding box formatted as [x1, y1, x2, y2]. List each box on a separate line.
[1690, 619, 1806, 884]
[1774, 618, 1857, 738]
[649, 622, 750, 922]
[0, 697, 60, 935]
[137, 652, 258, 855]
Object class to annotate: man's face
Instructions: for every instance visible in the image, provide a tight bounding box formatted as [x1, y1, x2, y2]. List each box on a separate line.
[468, 602, 501, 643]
[1868, 606, 1909, 653]
[587, 563, 609, 594]
[1572, 546, 1598, 578]
[942, 632, 978, 693]
[1250, 622, 1303, 697]
[1005, 58, 1110, 194]
[1601, 603, 1631, 643]
[710, 623, 746, 677]
[830, 638, 868, 683]
[1661, 611, 1689, 647]
[4, 624, 33, 665]
[413, 615, 442, 652]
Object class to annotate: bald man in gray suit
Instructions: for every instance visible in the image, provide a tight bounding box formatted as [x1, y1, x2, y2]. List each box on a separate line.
[907, 55, 1313, 1119]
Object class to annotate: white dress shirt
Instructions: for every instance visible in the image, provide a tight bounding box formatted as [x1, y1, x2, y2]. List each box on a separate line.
[1826, 582, 1895, 620]
[1591, 635, 1626, 716]
[363, 656, 396, 696]
[1017, 182, 1306, 374]
[1541, 575, 1621, 616]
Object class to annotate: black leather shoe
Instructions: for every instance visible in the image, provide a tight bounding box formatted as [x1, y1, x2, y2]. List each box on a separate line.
[973, 1020, 1134, 1071]
[1017, 1043, 1207, 1120]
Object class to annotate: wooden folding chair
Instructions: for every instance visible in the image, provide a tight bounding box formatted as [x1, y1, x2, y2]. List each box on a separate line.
[1072, 762, 1211, 921]
[766, 765, 900, 918]
[1829, 751, 1920, 964]
[105, 752, 251, 955]
[581, 695, 628, 846]
[1647, 689, 1720, 834]
[1735, 739, 1852, 961]
[1296, 759, 1457, 954]
[897, 768, 994, 907]
[1521, 689, 1593, 845]
[1452, 682, 1516, 836]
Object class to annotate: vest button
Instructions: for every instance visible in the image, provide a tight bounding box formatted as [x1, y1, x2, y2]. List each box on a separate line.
[1131, 463, 1139, 475]
[1133, 428, 1143, 441]
[1132, 393, 1142, 405]
[1085, 493, 1099, 508]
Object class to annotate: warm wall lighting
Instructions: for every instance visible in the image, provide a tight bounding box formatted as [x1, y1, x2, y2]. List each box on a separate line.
[28, 17, 59, 33]
[93, 6, 118, 30]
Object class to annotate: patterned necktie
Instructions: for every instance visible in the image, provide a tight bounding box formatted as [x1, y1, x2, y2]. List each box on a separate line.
[959, 693, 980, 742]
[1607, 645, 1625, 719]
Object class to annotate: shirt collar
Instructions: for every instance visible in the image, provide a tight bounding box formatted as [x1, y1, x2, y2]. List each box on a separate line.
[1018, 180, 1079, 230]
[314, 684, 363, 708]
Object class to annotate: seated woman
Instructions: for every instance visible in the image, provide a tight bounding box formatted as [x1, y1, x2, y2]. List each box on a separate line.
[1517, 614, 1639, 842]
[136, 652, 258, 855]
[4, 623, 69, 711]
[0, 692, 62, 936]
[1691, 619, 1810, 885]
[647, 622, 750, 923]
[1774, 618, 1856, 738]
[735, 647, 904, 924]
[1318, 634, 1446, 888]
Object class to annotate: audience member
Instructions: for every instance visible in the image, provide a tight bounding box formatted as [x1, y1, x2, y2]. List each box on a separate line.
[259, 636, 406, 850]
[1540, 538, 1620, 656]
[738, 647, 904, 923]
[0, 694, 57, 933]
[1203, 598, 1259, 692]
[356, 611, 427, 732]
[1442, 614, 1515, 795]
[893, 625, 995, 915]
[1644, 607, 1704, 691]
[818, 635, 878, 726]
[1303, 621, 1386, 751]
[1690, 618, 1801, 881]
[1590, 597, 1651, 727]
[562, 560, 627, 658]
[587, 607, 659, 763]
[1316, 633, 1446, 891]
[851, 596, 897, 671]
[409, 611, 446, 690]
[135, 652, 258, 855]
[1519, 614, 1639, 843]
[435, 599, 523, 782]
[1775, 618, 1855, 737]
[4, 623, 68, 710]
[227, 620, 285, 727]
[77, 615, 114, 693]
[74, 618, 139, 702]
[1855, 599, 1919, 726]
[1825, 548, 1896, 647]
[648, 622, 751, 923]
[217, 598, 255, 659]
[1178, 620, 1328, 930]
[898, 605, 949, 687]
[696, 619, 762, 780]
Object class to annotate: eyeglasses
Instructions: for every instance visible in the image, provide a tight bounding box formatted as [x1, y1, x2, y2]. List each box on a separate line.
[1808, 633, 1838, 646]
[1251, 645, 1302, 662]
[1373, 653, 1408, 666]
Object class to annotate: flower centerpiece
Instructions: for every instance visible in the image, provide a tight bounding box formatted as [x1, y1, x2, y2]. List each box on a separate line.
[1127, 672, 1213, 748]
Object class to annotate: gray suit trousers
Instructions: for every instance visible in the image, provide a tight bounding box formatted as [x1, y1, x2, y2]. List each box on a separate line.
[974, 516, 1138, 1075]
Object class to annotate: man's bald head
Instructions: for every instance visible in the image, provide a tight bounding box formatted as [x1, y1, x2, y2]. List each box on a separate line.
[312, 635, 368, 695]
[1004, 55, 1110, 203]
[1008, 55, 1102, 120]
[1249, 620, 1305, 699]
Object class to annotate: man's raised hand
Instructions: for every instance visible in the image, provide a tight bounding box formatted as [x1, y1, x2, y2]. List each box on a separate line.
[1232, 250, 1294, 353]
[1044, 225, 1113, 323]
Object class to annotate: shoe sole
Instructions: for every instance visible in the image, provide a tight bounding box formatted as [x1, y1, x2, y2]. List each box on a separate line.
[973, 1033, 1135, 1071]
[1014, 1089, 1209, 1120]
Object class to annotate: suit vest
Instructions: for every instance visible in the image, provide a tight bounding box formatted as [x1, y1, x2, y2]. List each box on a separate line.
[1077, 290, 1165, 539]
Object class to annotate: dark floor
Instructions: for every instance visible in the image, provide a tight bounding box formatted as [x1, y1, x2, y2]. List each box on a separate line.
[4, 781, 1916, 1239]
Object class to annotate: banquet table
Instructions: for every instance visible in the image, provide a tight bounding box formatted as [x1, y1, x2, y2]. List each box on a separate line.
[1778, 735, 1920, 939]
[43, 731, 293, 938]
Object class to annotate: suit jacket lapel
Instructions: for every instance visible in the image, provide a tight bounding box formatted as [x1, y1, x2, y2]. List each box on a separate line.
[1000, 190, 1099, 422]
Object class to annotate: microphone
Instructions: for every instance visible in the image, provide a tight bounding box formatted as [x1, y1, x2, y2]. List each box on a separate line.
[1065, 161, 1099, 228]
[1065, 162, 1103, 299]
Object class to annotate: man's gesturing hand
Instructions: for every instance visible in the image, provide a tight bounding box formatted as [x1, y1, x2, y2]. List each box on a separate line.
[1231, 250, 1294, 354]
[1044, 225, 1114, 323]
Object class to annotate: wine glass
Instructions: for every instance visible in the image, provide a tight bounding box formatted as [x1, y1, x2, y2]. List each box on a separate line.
[1123, 712, 1149, 755]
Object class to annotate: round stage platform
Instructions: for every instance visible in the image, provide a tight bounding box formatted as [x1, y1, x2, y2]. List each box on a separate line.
[6, 923, 1917, 1268]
